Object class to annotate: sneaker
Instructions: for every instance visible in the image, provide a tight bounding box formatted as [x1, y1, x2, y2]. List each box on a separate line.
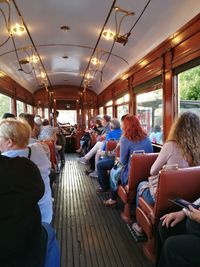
[77, 157, 88, 164]
[103, 198, 116, 207]
[132, 222, 144, 236]
[89, 171, 98, 178]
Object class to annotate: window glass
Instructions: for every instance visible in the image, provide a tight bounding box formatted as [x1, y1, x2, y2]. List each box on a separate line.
[105, 100, 113, 106]
[106, 106, 113, 117]
[136, 89, 163, 144]
[99, 106, 103, 115]
[27, 104, 32, 114]
[37, 108, 43, 117]
[116, 94, 129, 105]
[44, 108, 49, 119]
[178, 65, 200, 116]
[0, 93, 11, 118]
[57, 110, 77, 125]
[16, 100, 24, 116]
[117, 104, 129, 120]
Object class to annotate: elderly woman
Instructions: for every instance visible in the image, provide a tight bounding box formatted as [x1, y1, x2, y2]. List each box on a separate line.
[0, 119, 53, 224]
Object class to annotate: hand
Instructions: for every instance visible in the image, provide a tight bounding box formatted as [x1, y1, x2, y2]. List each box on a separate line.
[160, 210, 186, 228]
[188, 205, 200, 223]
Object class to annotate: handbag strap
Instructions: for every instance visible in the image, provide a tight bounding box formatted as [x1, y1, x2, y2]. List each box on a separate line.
[27, 146, 32, 159]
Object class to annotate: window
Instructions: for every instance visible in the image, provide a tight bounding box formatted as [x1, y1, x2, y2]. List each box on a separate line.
[44, 108, 49, 119]
[116, 93, 129, 120]
[57, 110, 77, 125]
[0, 93, 11, 118]
[105, 100, 113, 117]
[99, 106, 103, 115]
[136, 89, 163, 144]
[116, 94, 129, 105]
[27, 104, 32, 114]
[117, 104, 129, 120]
[106, 106, 113, 117]
[37, 108, 43, 117]
[16, 100, 24, 116]
[178, 65, 200, 116]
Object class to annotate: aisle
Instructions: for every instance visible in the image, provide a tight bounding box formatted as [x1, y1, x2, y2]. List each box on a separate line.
[53, 154, 154, 267]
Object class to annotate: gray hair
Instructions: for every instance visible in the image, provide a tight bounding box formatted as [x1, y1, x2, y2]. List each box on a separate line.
[110, 118, 121, 129]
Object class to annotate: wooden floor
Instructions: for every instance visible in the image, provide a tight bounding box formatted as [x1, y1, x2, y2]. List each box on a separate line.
[53, 154, 154, 267]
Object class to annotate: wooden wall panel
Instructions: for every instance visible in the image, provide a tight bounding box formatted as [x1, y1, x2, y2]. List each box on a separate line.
[132, 58, 163, 87]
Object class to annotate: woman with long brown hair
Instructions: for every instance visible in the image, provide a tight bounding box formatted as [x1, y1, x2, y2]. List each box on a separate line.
[103, 114, 153, 206]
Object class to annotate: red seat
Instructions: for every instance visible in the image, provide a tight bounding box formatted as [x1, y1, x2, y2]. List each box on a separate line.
[40, 139, 57, 169]
[105, 140, 117, 151]
[118, 153, 158, 223]
[136, 166, 200, 263]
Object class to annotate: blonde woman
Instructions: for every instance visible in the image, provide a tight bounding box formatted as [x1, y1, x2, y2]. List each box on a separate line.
[0, 119, 53, 224]
[133, 112, 200, 235]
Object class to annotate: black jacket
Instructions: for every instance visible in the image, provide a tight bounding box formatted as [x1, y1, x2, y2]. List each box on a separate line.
[0, 155, 45, 267]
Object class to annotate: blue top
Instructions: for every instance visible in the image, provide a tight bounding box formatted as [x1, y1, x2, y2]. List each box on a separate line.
[120, 136, 153, 185]
[2, 143, 52, 223]
[102, 128, 122, 150]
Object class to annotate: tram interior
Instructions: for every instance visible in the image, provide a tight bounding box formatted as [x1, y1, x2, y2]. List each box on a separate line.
[0, 0, 200, 266]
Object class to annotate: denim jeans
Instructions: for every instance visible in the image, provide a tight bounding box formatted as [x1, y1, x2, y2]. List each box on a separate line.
[43, 223, 60, 267]
[136, 181, 155, 207]
[97, 157, 115, 189]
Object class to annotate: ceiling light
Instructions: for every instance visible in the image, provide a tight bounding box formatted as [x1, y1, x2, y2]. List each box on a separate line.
[91, 57, 99, 65]
[30, 55, 39, 63]
[40, 71, 46, 78]
[102, 30, 115, 40]
[60, 25, 70, 31]
[11, 23, 25, 36]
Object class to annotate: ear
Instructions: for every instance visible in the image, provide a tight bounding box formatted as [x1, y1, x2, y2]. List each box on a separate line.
[6, 138, 14, 149]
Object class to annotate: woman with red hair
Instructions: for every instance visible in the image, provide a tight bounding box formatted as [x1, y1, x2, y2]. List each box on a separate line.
[103, 114, 153, 206]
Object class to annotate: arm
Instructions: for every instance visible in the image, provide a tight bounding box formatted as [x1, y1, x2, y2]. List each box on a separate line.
[120, 137, 130, 165]
[150, 141, 173, 175]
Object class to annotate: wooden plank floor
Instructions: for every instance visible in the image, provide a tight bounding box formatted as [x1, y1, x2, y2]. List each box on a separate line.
[53, 154, 154, 267]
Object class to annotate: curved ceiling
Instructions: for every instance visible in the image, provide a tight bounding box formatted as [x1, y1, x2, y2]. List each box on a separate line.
[0, 0, 200, 94]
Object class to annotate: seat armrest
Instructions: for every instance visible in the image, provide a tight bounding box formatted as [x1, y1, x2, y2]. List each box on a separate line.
[138, 197, 155, 224]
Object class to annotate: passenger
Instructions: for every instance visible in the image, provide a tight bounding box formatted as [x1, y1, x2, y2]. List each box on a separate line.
[90, 118, 122, 178]
[38, 119, 57, 142]
[2, 112, 15, 119]
[103, 114, 153, 206]
[0, 119, 53, 224]
[149, 125, 163, 144]
[76, 118, 96, 155]
[96, 116, 127, 192]
[157, 197, 200, 267]
[54, 110, 66, 165]
[0, 154, 60, 267]
[78, 114, 111, 165]
[132, 111, 200, 235]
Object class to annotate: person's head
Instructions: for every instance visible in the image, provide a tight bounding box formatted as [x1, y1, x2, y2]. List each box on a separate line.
[34, 115, 42, 126]
[102, 115, 111, 127]
[42, 119, 50, 126]
[0, 119, 31, 152]
[120, 114, 129, 128]
[123, 114, 147, 142]
[2, 113, 15, 119]
[19, 113, 35, 130]
[110, 118, 121, 129]
[167, 112, 200, 166]
[154, 125, 161, 132]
